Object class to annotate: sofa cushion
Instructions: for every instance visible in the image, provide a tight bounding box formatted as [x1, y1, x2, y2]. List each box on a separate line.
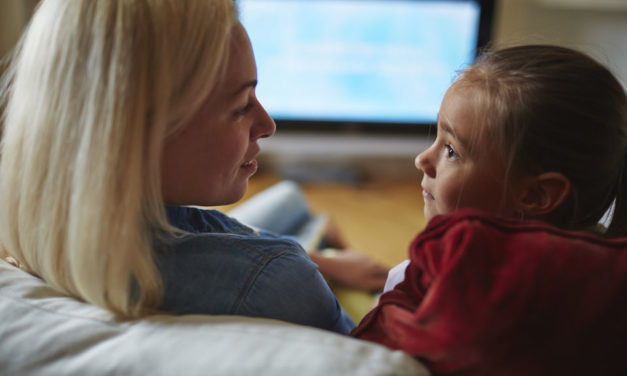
[0, 260, 427, 375]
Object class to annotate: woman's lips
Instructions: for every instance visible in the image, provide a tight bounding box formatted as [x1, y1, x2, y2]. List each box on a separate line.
[241, 159, 258, 175]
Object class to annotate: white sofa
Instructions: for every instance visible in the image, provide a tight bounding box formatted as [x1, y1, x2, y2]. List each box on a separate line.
[0, 259, 428, 375]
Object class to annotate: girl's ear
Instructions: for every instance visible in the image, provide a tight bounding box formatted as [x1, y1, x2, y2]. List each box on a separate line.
[515, 172, 571, 217]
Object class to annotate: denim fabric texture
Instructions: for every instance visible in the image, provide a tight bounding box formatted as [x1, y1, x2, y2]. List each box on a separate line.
[154, 206, 354, 334]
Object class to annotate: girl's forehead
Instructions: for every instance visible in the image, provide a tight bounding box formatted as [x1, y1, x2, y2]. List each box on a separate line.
[441, 83, 500, 157]
[441, 84, 483, 128]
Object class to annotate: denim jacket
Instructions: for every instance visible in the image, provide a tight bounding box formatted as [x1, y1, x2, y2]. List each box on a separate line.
[154, 206, 354, 335]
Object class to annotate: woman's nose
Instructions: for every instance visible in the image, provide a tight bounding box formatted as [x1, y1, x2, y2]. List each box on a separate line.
[253, 102, 276, 140]
[415, 148, 435, 178]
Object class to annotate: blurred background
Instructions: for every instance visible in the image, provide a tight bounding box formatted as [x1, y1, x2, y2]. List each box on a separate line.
[1, 0, 626, 268]
[252, 0, 627, 180]
[2, 0, 626, 174]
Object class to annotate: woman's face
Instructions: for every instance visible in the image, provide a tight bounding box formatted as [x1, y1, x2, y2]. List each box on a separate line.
[161, 23, 275, 206]
[415, 84, 518, 222]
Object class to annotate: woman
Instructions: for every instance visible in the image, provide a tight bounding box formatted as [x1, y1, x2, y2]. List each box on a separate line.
[0, 0, 369, 334]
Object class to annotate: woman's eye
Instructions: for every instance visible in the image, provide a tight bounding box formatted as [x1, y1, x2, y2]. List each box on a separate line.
[234, 102, 253, 117]
[444, 144, 458, 160]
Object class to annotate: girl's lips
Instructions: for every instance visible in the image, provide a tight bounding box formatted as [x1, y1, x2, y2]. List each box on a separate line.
[422, 189, 434, 200]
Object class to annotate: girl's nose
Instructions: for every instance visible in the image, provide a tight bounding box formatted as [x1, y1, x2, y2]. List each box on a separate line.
[415, 148, 435, 178]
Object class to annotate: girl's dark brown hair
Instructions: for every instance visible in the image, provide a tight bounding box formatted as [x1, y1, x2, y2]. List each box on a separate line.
[457, 45, 627, 237]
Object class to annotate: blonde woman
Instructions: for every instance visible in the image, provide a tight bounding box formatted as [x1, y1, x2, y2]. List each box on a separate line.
[0, 0, 357, 334]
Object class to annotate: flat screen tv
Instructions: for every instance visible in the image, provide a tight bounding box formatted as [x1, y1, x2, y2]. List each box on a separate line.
[238, 0, 494, 134]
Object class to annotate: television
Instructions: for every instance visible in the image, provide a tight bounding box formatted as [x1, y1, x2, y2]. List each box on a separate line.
[238, 0, 495, 134]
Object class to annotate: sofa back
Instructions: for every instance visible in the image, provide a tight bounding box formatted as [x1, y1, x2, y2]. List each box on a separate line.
[0, 260, 427, 375]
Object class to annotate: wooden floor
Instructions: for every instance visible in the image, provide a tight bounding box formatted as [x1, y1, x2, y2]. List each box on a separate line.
[219, 173, 427, 268]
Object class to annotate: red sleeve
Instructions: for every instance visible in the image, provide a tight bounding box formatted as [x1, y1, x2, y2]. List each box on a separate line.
[351, 209, 627, 376]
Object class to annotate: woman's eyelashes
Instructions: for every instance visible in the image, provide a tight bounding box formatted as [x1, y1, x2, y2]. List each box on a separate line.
[234, 102, 253, 117]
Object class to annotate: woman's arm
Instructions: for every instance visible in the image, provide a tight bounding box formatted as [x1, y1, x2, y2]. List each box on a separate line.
[235, 249, 355, 335]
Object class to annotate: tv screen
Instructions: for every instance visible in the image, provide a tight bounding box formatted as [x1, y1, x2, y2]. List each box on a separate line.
[238, 0, 494, 132]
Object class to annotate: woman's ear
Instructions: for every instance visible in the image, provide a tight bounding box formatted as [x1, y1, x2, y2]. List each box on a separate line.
[514, 172, 571, 217]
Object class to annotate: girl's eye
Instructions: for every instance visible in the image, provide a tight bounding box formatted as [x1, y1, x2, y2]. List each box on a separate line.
[444, 144, 458, 160]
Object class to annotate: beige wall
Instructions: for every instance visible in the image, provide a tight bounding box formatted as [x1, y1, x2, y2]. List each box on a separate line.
[493, 0, 627, 87]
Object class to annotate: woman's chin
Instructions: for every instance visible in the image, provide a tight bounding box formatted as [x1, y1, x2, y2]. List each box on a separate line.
[186, 183, 249, 207]
[220, 182, 249, 206]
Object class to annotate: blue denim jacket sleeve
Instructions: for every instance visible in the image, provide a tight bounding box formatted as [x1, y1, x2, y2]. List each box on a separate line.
[156, 206, 354, 335]
[232, 247, 355, 334]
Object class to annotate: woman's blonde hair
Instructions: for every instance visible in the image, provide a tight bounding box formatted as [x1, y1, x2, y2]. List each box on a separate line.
[0, 0, 237, 317]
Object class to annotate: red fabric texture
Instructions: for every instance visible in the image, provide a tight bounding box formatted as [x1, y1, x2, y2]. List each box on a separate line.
[351, 209, 627, 375]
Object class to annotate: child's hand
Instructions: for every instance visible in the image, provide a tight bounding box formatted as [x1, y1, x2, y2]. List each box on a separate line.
[322, 218, 348, 249]
[311, 249, 389, 292]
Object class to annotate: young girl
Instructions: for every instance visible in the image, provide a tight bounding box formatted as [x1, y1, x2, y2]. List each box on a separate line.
[352, 45, 627, 374]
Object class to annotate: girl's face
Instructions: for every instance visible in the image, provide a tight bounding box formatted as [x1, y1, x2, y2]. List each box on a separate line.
[161, 23, 275, 206]
[415, 84, 518, 222]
